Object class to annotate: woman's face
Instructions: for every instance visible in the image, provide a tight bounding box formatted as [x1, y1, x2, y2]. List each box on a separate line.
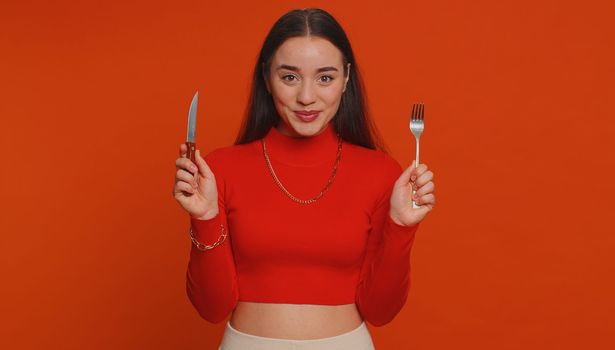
[265, 36, 350, 138]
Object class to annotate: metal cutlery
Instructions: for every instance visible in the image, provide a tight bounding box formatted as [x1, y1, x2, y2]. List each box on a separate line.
[409, 103, 424, 209]
[185, 91, 199, 163]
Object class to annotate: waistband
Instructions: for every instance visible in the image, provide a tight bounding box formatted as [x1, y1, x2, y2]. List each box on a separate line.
[220, 320, 374, 350]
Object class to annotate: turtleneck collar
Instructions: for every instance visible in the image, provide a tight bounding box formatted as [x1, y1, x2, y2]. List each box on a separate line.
[261, 122, 341, 167]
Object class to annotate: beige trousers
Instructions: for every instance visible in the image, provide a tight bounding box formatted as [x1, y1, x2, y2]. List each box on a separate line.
[218, 320, 375, 350]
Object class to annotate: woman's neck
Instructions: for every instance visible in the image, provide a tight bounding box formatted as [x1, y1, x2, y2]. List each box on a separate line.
[262, 122, 340, 166]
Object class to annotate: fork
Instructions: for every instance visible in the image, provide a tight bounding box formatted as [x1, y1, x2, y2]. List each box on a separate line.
[409, 103, 424, 209]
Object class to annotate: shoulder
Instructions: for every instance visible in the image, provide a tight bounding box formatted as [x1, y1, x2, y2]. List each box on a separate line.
[202, 141, 258, 174]
[344, 143, 405, 203]
[345, 142, 404, 181]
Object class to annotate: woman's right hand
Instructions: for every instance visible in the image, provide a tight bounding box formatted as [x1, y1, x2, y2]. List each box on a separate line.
[173, 144, 220, 220]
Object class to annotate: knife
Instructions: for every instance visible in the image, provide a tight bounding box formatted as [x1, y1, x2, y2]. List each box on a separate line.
[185, 91, 198, 163]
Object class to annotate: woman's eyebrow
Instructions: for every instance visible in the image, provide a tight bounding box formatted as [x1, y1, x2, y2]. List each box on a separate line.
[276, 64, 339, 73]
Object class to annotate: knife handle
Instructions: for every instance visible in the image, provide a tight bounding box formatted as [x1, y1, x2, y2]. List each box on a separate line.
[186, 141, 196, 164]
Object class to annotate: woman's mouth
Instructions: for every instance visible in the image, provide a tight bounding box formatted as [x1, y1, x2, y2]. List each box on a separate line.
[294, 110, 320, 122]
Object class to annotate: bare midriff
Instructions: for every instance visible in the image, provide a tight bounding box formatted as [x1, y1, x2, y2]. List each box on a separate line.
[229, 301, 364, 340]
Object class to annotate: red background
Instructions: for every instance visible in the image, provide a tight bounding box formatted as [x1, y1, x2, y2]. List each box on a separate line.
[1, 0, 613, 349]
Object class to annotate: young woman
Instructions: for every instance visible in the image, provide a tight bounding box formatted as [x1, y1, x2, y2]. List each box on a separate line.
[173, 8, 435, 350]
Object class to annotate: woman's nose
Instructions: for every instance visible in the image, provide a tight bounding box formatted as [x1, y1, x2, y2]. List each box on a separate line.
[297, 82, 316, 105]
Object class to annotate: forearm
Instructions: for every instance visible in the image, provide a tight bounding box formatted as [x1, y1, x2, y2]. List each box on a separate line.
[186, 213, 239, 324]
[355, 212, 419, 326]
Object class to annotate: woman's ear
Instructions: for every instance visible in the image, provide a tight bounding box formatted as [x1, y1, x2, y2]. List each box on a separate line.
[343, 63, 351, 92]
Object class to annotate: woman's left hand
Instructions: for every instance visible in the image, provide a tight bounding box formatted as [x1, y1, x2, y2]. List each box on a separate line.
[389, 160, 435, 226]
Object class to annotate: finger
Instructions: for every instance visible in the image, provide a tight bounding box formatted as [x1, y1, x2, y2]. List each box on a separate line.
[176, 169, 198, 188]
[174, 180, 195, 196]
[416, 163, 428, 177]
[176, 157, 198, 174]
[415, 181, 434, 197]
[194, 149, 214, 178]
[416, 170, 434, 187]
[179, 143, 187, 158]
[410, 160, 421, 182]
[397, 160, 417, 185]
[417, 193, 435, 207]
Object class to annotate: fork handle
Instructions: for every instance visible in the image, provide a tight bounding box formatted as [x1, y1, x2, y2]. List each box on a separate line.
[415, 139, 420, 167]
[413, 138, 421, 209]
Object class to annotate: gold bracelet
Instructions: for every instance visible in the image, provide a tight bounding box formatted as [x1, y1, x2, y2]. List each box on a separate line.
[189, 224, 227, 251]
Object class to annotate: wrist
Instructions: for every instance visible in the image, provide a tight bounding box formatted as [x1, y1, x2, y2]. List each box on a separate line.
[388, 210, 419, 227]
[192, 208, 220, 221]
[389, 212, 404, 226]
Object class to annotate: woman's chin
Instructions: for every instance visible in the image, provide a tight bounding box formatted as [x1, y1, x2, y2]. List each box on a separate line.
[292, 119, 332, 136]
[290, 124, 323, 138]
[278, 124, 311, 138]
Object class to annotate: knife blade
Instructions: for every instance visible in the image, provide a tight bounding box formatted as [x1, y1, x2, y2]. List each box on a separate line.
[185, 90, 198, 163]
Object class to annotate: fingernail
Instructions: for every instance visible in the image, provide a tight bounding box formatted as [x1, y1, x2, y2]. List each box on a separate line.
[411, 175, 416, 181]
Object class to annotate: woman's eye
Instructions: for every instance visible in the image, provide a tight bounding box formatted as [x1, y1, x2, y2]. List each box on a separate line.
[282, 75, 297, 81]
[319, 75, 334, 83]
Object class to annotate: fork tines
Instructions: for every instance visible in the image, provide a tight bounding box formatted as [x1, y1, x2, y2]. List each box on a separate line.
[411, 102, 424, 121]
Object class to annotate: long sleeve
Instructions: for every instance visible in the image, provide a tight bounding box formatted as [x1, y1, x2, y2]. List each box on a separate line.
[355, 157, 420, 327]
[185, 152, 239, 324]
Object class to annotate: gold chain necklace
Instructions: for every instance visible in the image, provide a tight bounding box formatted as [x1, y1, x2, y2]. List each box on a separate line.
[261, 133, 343, 205]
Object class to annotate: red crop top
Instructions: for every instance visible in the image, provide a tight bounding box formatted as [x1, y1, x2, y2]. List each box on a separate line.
[185, 122, 420, 327]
